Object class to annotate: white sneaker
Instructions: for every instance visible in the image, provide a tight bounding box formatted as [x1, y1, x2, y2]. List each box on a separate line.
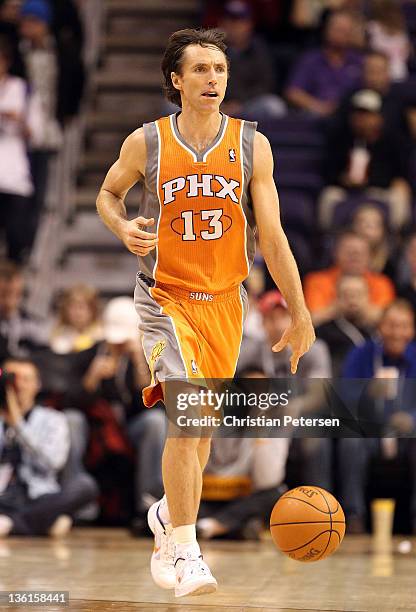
[147, 500, 175, 589]
[174, 549, 218, 598]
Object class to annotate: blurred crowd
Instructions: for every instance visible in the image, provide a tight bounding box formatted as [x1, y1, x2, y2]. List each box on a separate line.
[1, 0, 416, 540]
[1, 252, 416, 538]
[0, 0, 84, 263]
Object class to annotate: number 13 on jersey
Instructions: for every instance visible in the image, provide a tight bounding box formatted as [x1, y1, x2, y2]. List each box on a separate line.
[180, 209, 225, 241]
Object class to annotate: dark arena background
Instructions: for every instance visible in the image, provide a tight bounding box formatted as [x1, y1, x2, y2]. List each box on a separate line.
[0, 0, 415, 610]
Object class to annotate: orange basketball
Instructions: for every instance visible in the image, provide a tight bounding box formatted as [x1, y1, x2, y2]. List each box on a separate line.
[270, 485, 345, 562]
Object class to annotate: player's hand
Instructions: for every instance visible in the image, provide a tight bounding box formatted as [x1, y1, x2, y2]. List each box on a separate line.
[120, 216, 158, 256]
[272, 311, 315, 374]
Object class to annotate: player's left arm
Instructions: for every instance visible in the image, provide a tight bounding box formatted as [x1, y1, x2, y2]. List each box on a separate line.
[250, 131, 315, 374]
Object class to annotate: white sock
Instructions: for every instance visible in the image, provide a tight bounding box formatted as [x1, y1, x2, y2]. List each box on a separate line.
[158, 494, 171, 525]
[173, 524, 198, 552]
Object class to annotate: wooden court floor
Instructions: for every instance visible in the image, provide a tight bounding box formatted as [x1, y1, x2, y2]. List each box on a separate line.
[0, 529, 414, 611]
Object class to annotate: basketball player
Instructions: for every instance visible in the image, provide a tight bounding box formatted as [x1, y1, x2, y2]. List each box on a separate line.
[96, 29, 315, 597]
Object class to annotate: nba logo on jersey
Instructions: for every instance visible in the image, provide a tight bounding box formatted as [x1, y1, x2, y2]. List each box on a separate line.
[191, 359, 198, 374]
[229, 148, 236, 162]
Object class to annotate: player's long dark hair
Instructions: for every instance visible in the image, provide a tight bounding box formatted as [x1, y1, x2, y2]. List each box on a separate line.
[161, 28, 228, 108]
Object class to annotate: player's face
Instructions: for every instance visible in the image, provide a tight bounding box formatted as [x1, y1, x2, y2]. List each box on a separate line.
[172, 44, 228, 113]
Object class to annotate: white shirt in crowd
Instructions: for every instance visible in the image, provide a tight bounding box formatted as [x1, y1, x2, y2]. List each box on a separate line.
[0, 405, 70, 499]
[0, 75, 43, 197]
[368, 21, 410, 82]
[22, 38, 63, 151]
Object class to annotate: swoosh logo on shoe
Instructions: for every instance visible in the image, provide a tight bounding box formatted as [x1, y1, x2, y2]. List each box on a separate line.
[153, 546, 160, 554]
[156, 503, 167, 534]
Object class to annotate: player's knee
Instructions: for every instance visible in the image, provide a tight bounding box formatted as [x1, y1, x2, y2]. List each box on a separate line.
[166, 435, 201, 453]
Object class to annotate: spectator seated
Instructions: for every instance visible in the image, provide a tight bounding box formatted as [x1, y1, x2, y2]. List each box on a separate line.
[218, 1, 286, 120]
[0, 357, 97, 537]
[318, 88, 412, 231]
[285, 9, 362, 117]
[338, 300, 416, 533]
[304, 231, 395, 327]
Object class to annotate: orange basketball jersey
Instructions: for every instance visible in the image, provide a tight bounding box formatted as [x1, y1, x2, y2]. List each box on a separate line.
[139, 113, 257, 293]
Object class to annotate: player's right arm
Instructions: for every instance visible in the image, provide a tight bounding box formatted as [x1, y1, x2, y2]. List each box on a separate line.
[96, 128, 158, 256]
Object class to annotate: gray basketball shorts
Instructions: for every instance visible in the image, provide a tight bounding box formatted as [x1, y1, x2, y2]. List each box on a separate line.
[134, 272, 248, 407]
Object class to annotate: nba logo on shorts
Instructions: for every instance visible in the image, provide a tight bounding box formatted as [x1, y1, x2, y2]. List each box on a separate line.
[228, 148, 236, 162]
[191, 359, 198, 374]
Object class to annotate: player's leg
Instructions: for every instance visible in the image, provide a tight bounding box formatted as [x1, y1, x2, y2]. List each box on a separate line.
[148, 429, 217, 596]
[162, 389, 213, 527]
[162, 435, 202, 526]
[167, 286, 248, 584]
[160, 382, 218, 597]
[148, 426, 216, 596]
[134, 278, 195, 589]
[163, 424, 211, 525]
[135, 278, 217, 595]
